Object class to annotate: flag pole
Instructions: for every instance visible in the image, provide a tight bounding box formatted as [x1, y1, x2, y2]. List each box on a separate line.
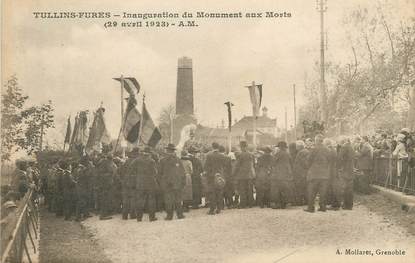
[114, 75, 125, 154]
[285, 106, 288, 142]
[138, 93, 145, 148]
[225, 101, 233, 153]
[252, 81, 257, 149]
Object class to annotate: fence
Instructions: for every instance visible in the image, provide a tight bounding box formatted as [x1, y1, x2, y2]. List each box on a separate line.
[1, 190, 39, 263]
[373, 156, 415, 195]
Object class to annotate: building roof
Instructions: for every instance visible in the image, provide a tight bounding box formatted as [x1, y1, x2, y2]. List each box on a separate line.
[232, 116, 276, 130]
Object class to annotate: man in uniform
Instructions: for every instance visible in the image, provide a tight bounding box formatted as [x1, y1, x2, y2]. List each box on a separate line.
[96, 152, 116, 220]
[232, 141, 255, 209]
[159, 143, 186, 220]
[121, 148, 139, 220]
[304, 134, 333, 213]
[204, 143, 226, 215]
[132, 147, 159, 222]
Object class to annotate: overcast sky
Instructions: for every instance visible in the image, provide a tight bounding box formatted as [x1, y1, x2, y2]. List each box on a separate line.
[3, 0, 413, 146]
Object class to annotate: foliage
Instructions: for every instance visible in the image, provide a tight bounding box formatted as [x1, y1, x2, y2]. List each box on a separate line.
[1, 75, 29, 161]
[157, 104, 175, 143]
[19, 101, 55, 155]
[300, 2, 415, 135]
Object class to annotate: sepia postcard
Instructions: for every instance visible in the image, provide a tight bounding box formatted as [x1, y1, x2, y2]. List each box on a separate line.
[1, 0, 415, 262]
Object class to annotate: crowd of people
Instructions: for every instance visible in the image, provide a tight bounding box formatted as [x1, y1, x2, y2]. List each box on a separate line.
[4, 128, 414, 223]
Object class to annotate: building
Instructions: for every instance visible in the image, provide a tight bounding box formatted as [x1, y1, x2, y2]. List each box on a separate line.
[194, 107, 279, 148]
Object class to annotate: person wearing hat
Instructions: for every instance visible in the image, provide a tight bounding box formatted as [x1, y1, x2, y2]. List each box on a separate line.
[232, 141, 255, 209]
[188, 147, 203, 209]
[304, 134, 333, 213]
[96, 152, 117, 220]
[270, 141, 293, 209]
[130, 146, 159, 222]
[204, 142, 227, 215]
[159, 143, 186, 220]
[256, 146, 273, 208]
[120, 148, 140, 220]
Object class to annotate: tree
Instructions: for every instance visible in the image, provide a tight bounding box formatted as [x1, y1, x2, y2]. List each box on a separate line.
[1, 75, 28, 161]
[19, 101, 55, 155]
[157, 104, 175, 143]
[301, 1, 415, 135]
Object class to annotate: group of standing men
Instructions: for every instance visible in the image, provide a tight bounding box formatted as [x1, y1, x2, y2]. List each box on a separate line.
[9, 133, 374, 223]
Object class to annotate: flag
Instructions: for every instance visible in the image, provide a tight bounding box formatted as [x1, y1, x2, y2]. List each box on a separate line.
[86, 107, 111, 153]
[247, 84, 262, 117]
[113, 77, 140, 96]
[64, 116, 71, 144]
[70, 111, 89, 151]
[224, 102, 234, 132]
[140, 102, 162, 147]
[122, 96, 141, 144]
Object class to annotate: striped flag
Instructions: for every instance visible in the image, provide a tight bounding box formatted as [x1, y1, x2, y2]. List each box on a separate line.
[123, 96, 141, 144]
[113, 77, 140, 96]
[247, 84, 262, 117]
[140, 102, 162, 147]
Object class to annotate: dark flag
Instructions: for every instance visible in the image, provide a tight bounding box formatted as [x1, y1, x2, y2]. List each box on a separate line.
[70, 111, 89, 152]
[122, 96, 141, 144]
[140, 102, 162, 147]
[64, 116, 71, 144]
[224, 102, 234, 132]
[113, 77, 140, 96]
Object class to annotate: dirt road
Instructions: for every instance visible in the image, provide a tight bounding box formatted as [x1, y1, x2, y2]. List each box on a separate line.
[82, 193, 415, 263]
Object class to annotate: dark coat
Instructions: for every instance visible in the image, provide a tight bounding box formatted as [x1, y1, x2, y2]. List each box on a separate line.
[75, 165, 90, 194]
[159, 153, 186, 191]
[204, 150, 225, 178]
[338, 143, 355, 180]
[306, 145, 332, 181]
[294, 148, 309, 179]
[271, 150, 293, 181]
[131, 153, 158, 191]
[256, 153, 273, 185]
[62, 169, 76, 196]
[233, 151, 255, 180]
[96, 158, 116, 189]
[357, 142, 373, 170]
